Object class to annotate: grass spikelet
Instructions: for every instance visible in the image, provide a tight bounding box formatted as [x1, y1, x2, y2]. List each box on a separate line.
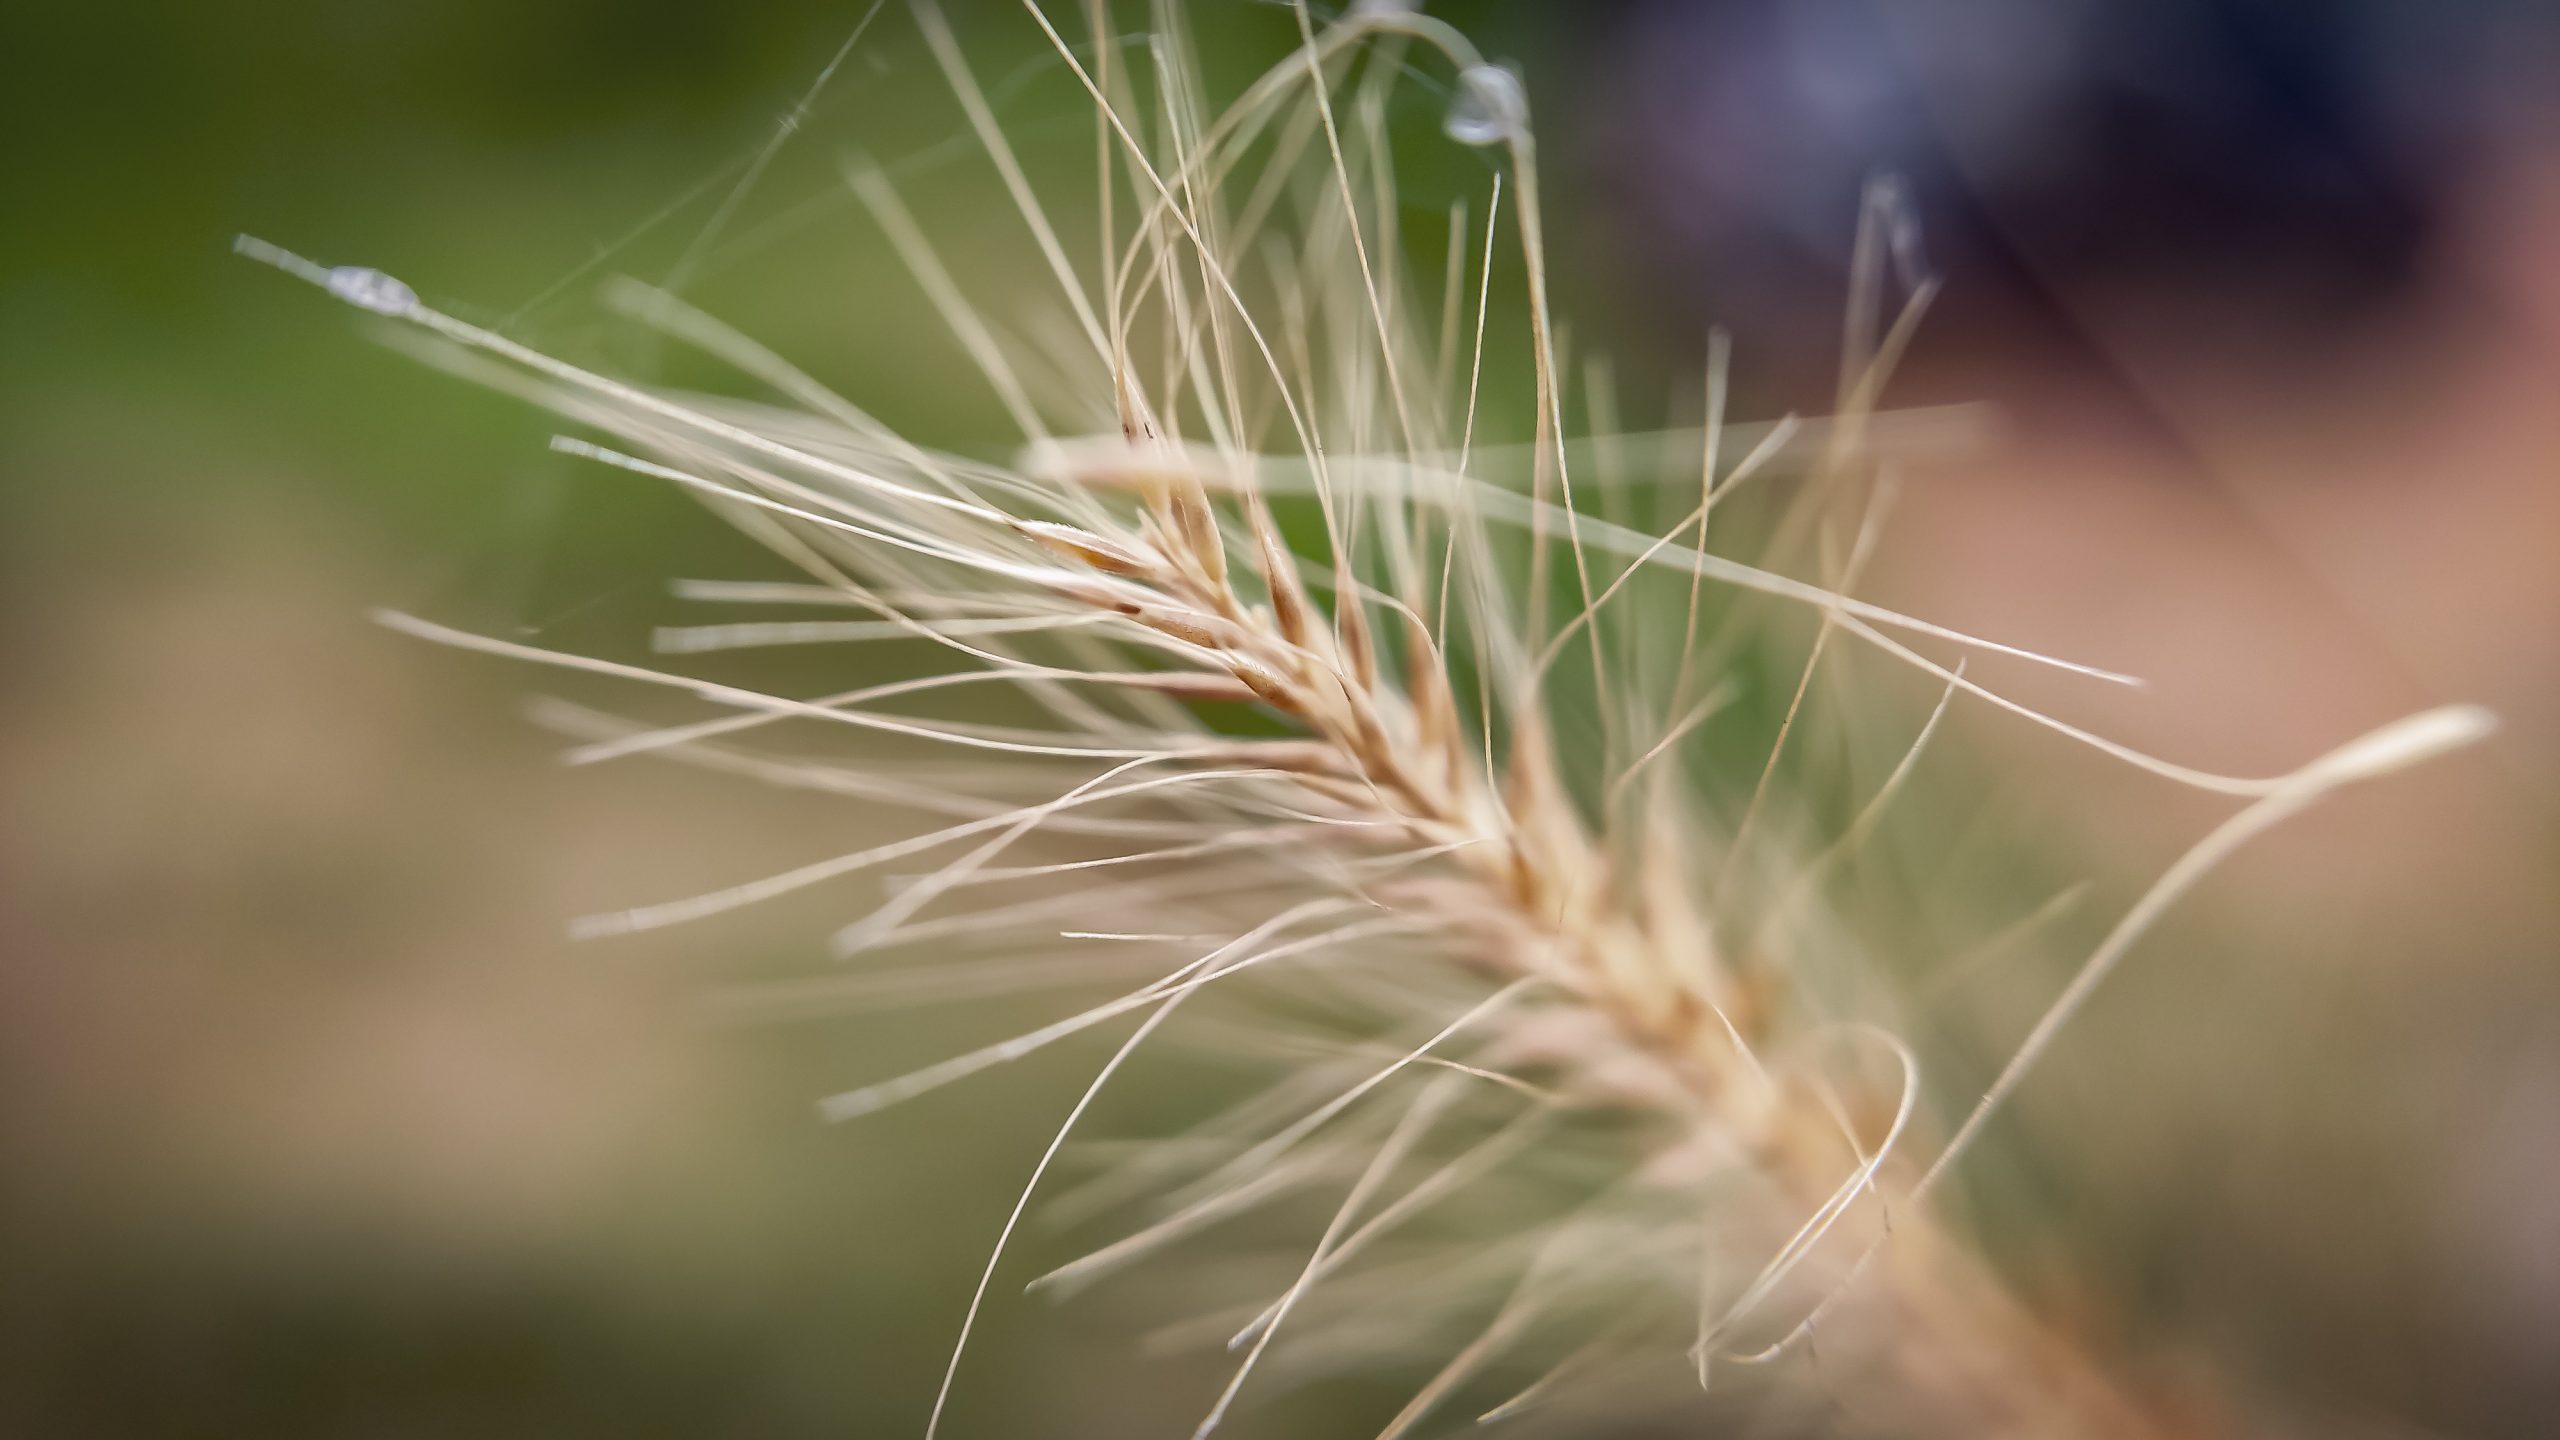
[243, 4, 2492, 1435]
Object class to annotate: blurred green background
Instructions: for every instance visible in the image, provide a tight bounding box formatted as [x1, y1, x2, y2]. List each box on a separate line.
[4, 2, 2556, 1437]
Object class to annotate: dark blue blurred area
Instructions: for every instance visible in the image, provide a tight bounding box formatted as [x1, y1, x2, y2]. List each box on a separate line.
[1553, 0, 2557, 409]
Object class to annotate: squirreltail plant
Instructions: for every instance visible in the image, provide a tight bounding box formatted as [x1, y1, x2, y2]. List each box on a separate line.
[245, 3, 2490, 1435]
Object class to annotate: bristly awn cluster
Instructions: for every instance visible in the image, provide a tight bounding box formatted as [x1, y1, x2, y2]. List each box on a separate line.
[241, 3, 2491, 1435]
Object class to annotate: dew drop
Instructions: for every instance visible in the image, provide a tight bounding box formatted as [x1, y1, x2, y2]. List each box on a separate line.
[1444, 63, 1526, 147]
[1868, 174, 1936, 293]
[325, 266, 418, 316]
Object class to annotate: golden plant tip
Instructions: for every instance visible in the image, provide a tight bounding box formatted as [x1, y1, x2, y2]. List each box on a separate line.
[1015, 519, 1165, 579]
[1226, 657, 1298, 711]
